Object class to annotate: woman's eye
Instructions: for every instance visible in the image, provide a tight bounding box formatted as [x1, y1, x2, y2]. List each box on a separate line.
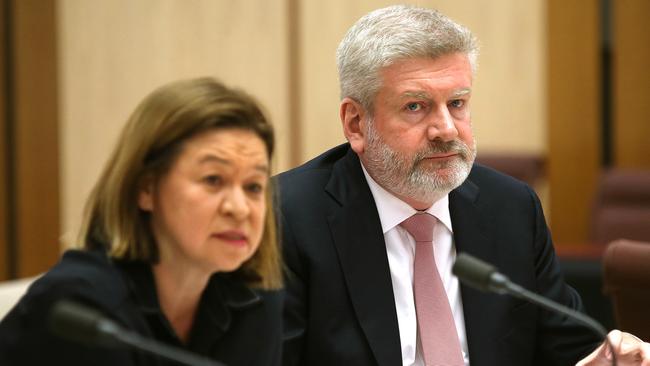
[203, 175, 222, 186]
[246, 183, 264, 194]
[405, 102, 422, 112]
[450, 99, 464, 108]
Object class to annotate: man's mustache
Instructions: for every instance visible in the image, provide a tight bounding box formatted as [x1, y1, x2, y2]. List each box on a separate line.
[419, 140, 472, 160]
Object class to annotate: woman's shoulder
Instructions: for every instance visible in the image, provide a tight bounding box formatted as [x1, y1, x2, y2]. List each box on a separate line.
[22, 249, 129, 311]
[0, 249, 137, 365]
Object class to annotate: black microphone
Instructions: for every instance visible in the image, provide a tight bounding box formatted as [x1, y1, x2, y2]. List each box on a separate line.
[49, 300, 227, 366]
[452, 253, 616, 365]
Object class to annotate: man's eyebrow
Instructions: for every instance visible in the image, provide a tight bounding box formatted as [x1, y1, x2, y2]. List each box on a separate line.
[400, 91, 432, 100]
[198, 154, 269, 174]
[399, 88, 471, 100]
[451, 88, 472, 97]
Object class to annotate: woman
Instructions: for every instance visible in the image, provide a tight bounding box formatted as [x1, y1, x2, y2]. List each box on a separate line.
[0, 78, 283, 365]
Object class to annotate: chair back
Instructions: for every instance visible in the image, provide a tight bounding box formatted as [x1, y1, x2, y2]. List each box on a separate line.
[0, 276, 37, 320]
[475, 153, 544, 187]
[590, 169, 650, 245]
[603, 239, 650, 340]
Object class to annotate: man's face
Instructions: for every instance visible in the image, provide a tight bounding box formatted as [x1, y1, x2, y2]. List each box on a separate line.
[357, 54, 476, 209]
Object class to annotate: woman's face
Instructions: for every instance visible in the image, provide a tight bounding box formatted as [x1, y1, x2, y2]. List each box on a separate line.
[138, 128, 269, 274]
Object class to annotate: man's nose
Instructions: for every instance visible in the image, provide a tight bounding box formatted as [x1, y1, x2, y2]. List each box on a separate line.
[426, 106, 459, 142]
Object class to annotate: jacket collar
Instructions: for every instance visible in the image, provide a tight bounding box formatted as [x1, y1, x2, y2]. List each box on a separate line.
[449, 174, 506, 365]
[324, 147, 403, 366]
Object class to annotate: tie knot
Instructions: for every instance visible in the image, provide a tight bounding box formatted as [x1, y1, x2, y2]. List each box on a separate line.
[400, 213, 436, 243]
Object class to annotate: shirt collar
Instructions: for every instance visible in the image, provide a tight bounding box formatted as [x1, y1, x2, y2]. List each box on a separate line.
[117, 261, 261, 334]
[360, 163, 453, 234]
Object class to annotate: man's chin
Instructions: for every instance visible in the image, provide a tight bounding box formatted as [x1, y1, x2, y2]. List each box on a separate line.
[421, 163, 461, 178]
[419, 163, 471, 188]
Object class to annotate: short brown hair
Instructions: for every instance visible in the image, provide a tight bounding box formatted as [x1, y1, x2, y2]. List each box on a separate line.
[77, 77, 282, 289]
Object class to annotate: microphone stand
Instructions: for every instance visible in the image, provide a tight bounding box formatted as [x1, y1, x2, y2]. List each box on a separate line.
[96, 319, 224, 366]
[453, 253, 617, 366]
[50, 300, 226, 366]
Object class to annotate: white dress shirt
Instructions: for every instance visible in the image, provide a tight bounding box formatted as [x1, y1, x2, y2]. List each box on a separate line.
[361, 164, 470, 366]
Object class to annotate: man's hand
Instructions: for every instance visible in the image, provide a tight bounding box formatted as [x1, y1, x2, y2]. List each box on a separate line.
[577, 330, 650, 366]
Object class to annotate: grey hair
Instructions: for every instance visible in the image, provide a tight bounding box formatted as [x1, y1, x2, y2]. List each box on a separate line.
[336, 5, 479, 113]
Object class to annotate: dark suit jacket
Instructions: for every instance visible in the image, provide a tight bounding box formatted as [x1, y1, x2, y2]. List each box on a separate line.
[277, 144, 601, 366]
[0, 249, 282, 366]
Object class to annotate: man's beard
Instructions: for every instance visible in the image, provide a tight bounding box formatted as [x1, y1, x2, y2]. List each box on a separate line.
[363, 122, 477, 205]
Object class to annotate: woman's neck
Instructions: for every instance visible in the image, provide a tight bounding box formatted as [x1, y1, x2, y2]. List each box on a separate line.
[151, 261, 211, 344]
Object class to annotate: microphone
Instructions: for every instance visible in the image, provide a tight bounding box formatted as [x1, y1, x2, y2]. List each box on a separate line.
[49, 300, 227, 366]
[452, 253, 616, 365]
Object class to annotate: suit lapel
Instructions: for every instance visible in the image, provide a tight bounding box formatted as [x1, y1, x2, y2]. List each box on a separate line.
[326, 149, 402, 366]
[449, 177, 505, 365]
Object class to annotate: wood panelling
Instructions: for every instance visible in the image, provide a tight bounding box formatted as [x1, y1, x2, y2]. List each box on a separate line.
[547, 0, 601, 244]
[0, 0, 8, 280]
[613, 0, 650, 168]
[12, 0, 60, 276]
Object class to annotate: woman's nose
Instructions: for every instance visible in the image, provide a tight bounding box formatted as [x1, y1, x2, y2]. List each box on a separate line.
[221, 187, 250, 220]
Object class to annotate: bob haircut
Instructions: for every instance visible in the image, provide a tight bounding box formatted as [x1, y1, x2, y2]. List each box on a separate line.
[337, 4, 479, 114]
[77, 77, 282, 290]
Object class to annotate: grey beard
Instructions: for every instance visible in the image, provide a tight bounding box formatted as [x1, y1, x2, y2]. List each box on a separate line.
[363, 126, 476, 204]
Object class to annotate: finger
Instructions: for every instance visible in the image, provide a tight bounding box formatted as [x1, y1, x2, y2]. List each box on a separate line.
[605, 330, 623, 360]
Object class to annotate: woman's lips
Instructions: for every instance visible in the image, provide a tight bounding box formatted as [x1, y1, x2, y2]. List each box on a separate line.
[213, 231, 248, 246]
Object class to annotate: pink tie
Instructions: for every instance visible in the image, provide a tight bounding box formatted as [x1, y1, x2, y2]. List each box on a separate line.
[400, 213, 464, 366]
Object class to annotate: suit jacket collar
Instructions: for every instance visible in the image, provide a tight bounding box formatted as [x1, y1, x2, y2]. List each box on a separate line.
[449, 177, 507, 365]
[325, 148, 402, 366]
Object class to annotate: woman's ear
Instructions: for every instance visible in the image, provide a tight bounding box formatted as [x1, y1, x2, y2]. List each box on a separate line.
[340, 97, 368, 154]
[137, 176, 155, 212]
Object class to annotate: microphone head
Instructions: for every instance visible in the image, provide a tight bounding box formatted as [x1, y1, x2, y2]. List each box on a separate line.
[49, 299, 119, 347]
[452, 253, 499, 292]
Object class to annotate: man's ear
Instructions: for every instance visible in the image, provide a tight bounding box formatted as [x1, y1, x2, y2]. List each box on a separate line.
[137, 176, 155, 212]
[340, 97, 368, 154]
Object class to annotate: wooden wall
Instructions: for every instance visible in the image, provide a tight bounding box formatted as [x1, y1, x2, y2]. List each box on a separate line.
[0, 0, 7, 280]
[614, 0, 650, 168]
[1, 0, 60, 278]
[547, 0, 601, 244]
[548, 0, 650, 245]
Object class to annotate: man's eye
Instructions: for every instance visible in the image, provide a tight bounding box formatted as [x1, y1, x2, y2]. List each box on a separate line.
[450, 99, 464, 108]
[406, 102, 422, 112]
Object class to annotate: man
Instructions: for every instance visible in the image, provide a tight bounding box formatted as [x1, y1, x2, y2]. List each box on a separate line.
[277, 5, 650, 366]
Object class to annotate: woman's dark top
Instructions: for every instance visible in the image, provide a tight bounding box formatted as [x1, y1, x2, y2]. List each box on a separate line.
[0, 249, 282, 366]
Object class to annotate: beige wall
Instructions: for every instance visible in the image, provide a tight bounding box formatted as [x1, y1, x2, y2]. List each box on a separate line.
[58, 0, 545, 247]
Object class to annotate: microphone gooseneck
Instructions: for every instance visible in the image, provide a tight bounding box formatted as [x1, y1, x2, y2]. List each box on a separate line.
[49, 300, 226, 366]
[452, 253, 617, 366]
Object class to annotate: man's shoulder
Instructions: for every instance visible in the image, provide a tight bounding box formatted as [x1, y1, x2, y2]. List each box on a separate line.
[468, 163, 530, 190]
[276, 143, 352, 196]
[462, 163, 537, 204]
[278, 143, 350, 180]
